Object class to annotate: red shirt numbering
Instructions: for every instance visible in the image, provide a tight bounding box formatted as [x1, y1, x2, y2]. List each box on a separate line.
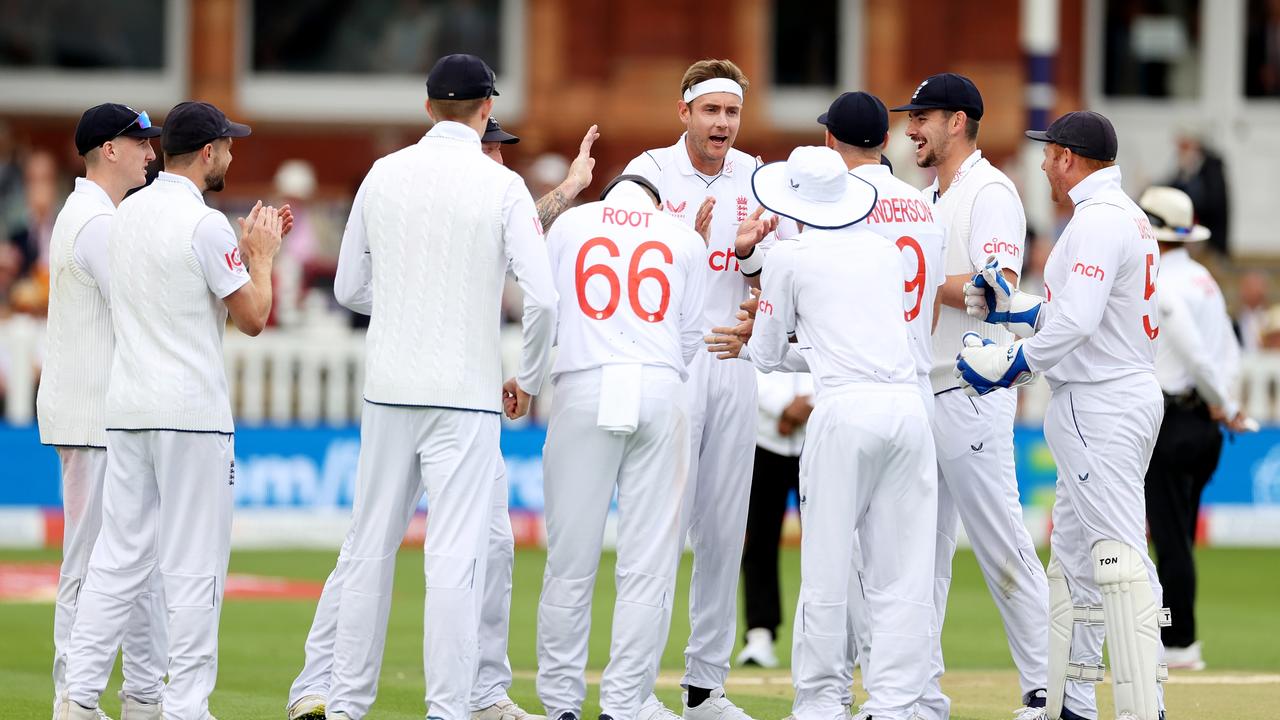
[862, 197, 934, 225]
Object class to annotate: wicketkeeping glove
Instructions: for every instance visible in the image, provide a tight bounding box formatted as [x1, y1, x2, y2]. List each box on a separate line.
[954, 332, 1037, 397]
[963, 255, 1044, 337]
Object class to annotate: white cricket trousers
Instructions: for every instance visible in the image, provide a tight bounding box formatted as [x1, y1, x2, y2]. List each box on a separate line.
[918, 387, 1049, 719]
[645, 349, 756, 704]
[537, 367, 689, 720]
[64, 430, 235, 720]
[1045, 376, 1165, 717]
[840, 380, 934, 707]
[287, 463, 517, 711]
[53, 446, 167, 708]
[326, 402, 501, 720]
[792, 384, 936, 720]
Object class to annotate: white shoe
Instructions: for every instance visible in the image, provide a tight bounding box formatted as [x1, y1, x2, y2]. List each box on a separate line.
[639, 699, 682, 720]
[1165, 641, 1206, 671]
[53, 698, 105, 720]
[286, 694, 326, 720]
[735, 628, 779, 669]
[473, 699, 547, 720]
[683, 688, 755, 720]
[119, 693, 161, 720]
[1012, 706, 1048, 720]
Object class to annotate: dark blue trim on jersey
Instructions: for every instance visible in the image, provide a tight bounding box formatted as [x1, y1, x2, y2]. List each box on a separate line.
[643, 150, 662, 172]
[105, 428, 235, 436]
[42, 443, 108, 450]
[363, 398, 501, 415]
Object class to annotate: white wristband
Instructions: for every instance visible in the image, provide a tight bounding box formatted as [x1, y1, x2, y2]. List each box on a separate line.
[738, 247, 764, 277]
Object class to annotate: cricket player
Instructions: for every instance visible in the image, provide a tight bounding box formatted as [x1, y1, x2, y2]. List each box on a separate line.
[56, 101, 287, 720]
[536, 173, 709, 720]
[287, 110, 595, 720]
[741, 145, 938, 720]
[819, 91, 947, 707]
[316, 54, 556, 720]
[958, 111, 1169, 720]
[620, 58, 780, 720]
[38, 103, 167, 720]
[892, 72, 1050, 719]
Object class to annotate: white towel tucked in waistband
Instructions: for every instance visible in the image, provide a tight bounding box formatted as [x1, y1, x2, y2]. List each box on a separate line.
[597, 364, 643, 435]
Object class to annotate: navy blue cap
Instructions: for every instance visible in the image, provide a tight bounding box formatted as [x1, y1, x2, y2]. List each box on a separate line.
[427, 54, 500, 100]
[891, 73, 984, 121]
[161, 101, 250, 155]
[818, 91, 888, 148]
[483, 116, 519, 144]
[74, 103, 162, 156]
[1026, 111, 1118, 162]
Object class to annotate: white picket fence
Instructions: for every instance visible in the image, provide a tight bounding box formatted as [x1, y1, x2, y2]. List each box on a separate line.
[4, 313, 1280, 425]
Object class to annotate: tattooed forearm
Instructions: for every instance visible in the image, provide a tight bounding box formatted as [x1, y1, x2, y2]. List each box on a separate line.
[536, 188, 571, 231]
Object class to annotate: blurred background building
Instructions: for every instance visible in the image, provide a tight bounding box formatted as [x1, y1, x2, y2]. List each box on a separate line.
[2, 0, 1280, 548]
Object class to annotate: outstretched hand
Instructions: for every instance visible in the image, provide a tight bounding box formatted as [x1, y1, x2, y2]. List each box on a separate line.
[563, 124, 600, 197]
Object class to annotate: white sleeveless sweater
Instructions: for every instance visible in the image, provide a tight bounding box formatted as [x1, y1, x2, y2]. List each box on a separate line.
[360, 135, 511, 412]
[929, 157, 1026, 392]
[37, 184, 114, 446]
[105, 174, 234, 432]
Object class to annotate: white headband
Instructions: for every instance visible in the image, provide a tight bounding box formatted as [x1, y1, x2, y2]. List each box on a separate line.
[682, 78, 744, 103]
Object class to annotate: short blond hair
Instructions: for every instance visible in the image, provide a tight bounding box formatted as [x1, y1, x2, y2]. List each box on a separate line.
[430, 98, 488, 122]
[680, 59, 750, 97]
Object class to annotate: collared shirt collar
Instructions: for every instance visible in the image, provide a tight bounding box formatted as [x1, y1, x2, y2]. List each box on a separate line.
[672, 133, 736, 178]
[156, 171, 206, 203]
[929, 149, 982, 202]
[425, 120, 482, 146]
[1068, 165, 1123, 206]
[74, 177, 114, 209]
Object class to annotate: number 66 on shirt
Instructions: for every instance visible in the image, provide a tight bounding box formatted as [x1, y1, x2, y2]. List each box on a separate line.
[549, 186, 709, 378]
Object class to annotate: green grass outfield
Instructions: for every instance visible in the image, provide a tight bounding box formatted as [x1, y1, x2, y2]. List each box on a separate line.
[2, 547, 1277, 719]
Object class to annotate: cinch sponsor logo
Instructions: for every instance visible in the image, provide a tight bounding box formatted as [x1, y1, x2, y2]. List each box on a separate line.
[602, 207, 653, 228]
[983, 239, 1020, 257]
[863, 197, 934, 225]
[709, 248, 739, 272]
[758, 298, 774, 316]
[1072, 262, 1105, 281]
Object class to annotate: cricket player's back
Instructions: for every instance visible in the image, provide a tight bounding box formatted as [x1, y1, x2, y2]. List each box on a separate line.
[358, 131, 519, 408]
[548, 183, 707, 381]
[762, 227, 915, 391]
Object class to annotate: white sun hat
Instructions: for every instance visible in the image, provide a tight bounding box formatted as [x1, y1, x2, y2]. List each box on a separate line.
[751, 146, 877, 230]
[1138, 185, 1211, 243]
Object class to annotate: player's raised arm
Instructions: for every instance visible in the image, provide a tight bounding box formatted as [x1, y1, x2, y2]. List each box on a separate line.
[535, 124, 600, 230]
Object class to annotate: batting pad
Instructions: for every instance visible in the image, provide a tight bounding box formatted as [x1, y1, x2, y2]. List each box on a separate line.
[1046, 554, 1104, 720]
[1093, 540, 1164, 720]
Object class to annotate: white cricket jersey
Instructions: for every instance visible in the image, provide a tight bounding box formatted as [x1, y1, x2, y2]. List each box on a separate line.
[852, 164, 947, 386]
[747, 227, 915, 394]
[925, 150, 1026, 391]
[548, 183, 708, 381]
[1154, 247, 1240, 414]
[1024, 167, 1160, 388]
[622, 135, 773, 333]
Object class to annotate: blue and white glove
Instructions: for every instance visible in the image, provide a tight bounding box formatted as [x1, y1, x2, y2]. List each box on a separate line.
[963, 255, 1044, 337]
[954, 332, 1037, 397]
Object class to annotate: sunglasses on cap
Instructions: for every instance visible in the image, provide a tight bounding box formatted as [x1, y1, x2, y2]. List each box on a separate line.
[114, 110, 152, 139]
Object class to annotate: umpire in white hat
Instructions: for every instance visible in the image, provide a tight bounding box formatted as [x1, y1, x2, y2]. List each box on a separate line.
[1140, 185, 1254, 673]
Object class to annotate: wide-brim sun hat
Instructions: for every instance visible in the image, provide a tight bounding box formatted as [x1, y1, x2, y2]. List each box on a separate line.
[751, 146, 878, 230]
[1138, 185, 1211, 243]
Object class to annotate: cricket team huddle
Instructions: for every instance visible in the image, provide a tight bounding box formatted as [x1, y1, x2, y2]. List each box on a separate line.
[42, 52, 1241, 720]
